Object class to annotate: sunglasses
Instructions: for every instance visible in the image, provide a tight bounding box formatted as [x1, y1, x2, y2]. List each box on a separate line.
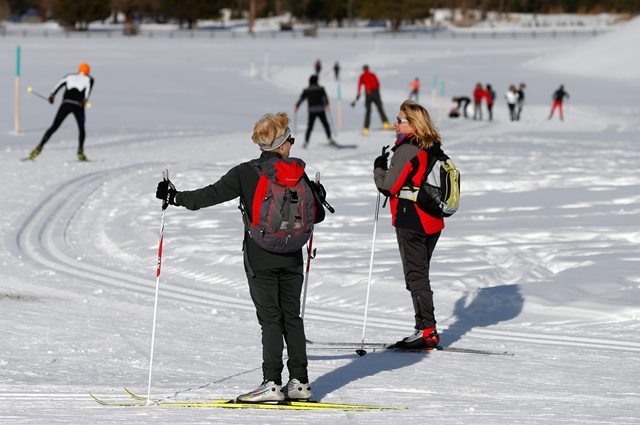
[287, 137, 295, 145]
[396, 117, 409, 124]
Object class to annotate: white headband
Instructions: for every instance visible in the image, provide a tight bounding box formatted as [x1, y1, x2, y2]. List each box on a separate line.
[259, 127, 291, 151]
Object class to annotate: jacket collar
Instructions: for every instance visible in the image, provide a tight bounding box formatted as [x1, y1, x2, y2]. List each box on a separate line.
[260, 151, 283, 160]
[392, 133, 417, 151]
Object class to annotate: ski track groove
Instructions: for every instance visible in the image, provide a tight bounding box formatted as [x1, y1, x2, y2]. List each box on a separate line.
[9, 164, 640, 354]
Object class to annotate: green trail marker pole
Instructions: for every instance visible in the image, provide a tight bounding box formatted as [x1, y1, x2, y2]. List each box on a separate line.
[15, 45, 21, 134]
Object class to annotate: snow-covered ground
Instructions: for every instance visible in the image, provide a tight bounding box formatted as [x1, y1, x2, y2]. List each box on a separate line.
[1, 16, 639, 424]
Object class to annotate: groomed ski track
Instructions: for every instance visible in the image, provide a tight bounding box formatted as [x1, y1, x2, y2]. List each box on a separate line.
[6, 134, 640, 356]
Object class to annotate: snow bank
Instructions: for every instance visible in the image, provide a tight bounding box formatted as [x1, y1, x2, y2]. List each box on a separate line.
[529, 16, 640, 83]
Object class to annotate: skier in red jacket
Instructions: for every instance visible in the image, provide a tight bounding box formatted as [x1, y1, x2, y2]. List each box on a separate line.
[351, 65, 392, 136]
[472, 83, 486, 121]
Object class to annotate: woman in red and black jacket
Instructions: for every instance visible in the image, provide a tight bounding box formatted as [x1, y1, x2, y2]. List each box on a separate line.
[155, 113, 326, 403]
[373, 99, 445, 350]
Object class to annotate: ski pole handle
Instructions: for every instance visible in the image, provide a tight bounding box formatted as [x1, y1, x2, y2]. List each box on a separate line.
[26, 86, 50, 102]
[161, 169, 170, 210]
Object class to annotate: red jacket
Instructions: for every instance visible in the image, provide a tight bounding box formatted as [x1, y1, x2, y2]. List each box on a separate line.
[357, 71, 380, 95]
[473, 87, 487, 104]
[373, 135, 445, 235]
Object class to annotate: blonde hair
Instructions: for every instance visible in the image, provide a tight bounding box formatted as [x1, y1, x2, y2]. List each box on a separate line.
[251, 112, 290, 149]
[400, 100, 441, 149]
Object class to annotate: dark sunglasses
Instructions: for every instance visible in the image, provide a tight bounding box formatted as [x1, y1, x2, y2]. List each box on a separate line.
[396, 117, 409, 124]
[287, 137, 295, 145]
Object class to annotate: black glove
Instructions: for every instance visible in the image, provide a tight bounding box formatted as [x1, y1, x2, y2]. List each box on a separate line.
[156, 179, 177, 210]
[374, 145, 390, 170]
[351, 94, 360, 107]
[48, 94, 54, 104]
[314, 182, 327, 203]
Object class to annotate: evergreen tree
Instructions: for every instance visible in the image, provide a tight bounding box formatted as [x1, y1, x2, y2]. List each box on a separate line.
[52, 0, 110, 30]
[354, 0, 435, 32]
[160, 0, 224, 29]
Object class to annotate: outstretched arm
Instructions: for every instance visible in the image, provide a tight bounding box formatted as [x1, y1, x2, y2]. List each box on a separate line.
[175, 165, 243, 210]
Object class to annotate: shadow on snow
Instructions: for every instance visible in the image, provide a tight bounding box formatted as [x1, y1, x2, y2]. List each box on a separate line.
[310, 283, 523, 399]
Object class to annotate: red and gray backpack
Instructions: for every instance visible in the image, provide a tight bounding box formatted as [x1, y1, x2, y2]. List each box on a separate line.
[242, 157, 315, 253]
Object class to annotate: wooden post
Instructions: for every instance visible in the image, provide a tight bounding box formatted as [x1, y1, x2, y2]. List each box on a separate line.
[336, 82, 342, 129]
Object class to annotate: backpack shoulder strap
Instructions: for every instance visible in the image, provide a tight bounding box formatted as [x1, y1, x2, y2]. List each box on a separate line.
[426, 144, 448, 172]
[239, 159, 270, 226]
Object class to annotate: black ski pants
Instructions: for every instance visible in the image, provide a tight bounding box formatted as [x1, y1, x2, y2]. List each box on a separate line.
[363, 89, 389, 129]
[396, 228, 441, 330]
[508, 103, 517, 121]
[246, 266, 308, 385]
[39, 102, 86, 153]
[305, 111, 331, 143]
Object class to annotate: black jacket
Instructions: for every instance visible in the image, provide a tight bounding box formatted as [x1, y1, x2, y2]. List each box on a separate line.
[295, 84, 329, 113]
[175, 151, 325, 271]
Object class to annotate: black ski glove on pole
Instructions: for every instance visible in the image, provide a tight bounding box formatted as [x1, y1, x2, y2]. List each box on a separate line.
[314, 182, 327, 203]
[374, 145, 390, 170]
[156, 179, 177, 209]
[350, 94, 360, 107]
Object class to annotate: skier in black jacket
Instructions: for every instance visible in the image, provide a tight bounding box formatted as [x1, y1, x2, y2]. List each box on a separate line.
[155, 112, 327, 403]
[28, 62, 94, 161]
[294, 75, 337, 148]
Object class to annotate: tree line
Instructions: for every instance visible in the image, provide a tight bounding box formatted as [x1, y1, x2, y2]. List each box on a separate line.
[2, 0, 638, 32]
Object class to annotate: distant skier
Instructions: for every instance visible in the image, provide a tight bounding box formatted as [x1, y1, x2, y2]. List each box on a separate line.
[450, 96, 471, 119]
[472, 83, 486, 120]
[314, 59, 322, 76]
[351, 65, 392, 136]
[28, 62, 94, 161]
[505, 84, 518, 121]
[294, 75, 337, 148]
[333, 61, 340, 81]
[486, 84, 496, 121]
[409, 77, 421, 102]
[516, 82, 526, 121]
[548, 84, 570, 121]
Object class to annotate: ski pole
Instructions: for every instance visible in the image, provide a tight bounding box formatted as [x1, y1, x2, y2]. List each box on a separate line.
[301, 172, 320, 320]
[300, 233, 316, 320]
[146, 169, 170, 406]
[356, 192, 382, 356]
[26, 86, 49, 102]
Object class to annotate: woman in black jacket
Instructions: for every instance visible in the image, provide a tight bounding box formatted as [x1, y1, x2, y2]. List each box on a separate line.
[156, 112, 326, 402]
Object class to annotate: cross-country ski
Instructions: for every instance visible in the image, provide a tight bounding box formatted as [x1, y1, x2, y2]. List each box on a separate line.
[89, 390, 404, 411]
